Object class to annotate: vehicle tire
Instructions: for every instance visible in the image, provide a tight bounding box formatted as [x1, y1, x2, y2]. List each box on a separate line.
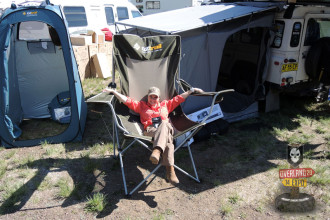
[275, 193, 315, 212]
[305, 37, 330, 81]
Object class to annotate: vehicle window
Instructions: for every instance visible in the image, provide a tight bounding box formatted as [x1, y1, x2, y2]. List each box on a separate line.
[63, 6, 87, 27]
[272, 20, 285, 48]
[290, 22, 301, 47]
[136, 0, 143, 2]
[304, 18, 330, 46]
[132, 10, 142, 18]
[105, 7, 115, 25]
[19, 21, 51, 40]
[146, 1, 160, 9]
[319, 19, 330, 37]
[117, 7, 129, 21]
[136, 5, 144, 13]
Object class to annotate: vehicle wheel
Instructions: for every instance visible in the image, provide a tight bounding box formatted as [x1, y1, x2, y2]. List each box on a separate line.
[305, 37, 330, 81]
[316, 85, 330, 102]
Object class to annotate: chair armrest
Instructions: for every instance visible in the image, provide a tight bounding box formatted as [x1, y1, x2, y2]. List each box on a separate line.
[191, 89, 234, 104]
[86, 92, 114, 103]
[177, 78, 234, 101]
[191, 89, 234, 97]
[192, 89, 234, 124]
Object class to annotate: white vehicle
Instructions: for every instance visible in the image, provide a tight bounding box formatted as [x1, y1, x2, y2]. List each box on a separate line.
[52, 0, 142, 34]
[129, 0, 202, 15]
[0, 0, 15, 15]
[214, 0, 330, 105]
[0, 0, 142, 33]
[266, 2, 330, 101]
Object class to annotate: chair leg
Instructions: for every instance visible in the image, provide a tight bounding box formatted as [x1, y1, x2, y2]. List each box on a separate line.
[129, 164, 162, 195]
[113, 119, 116, 157]
[118, 138, 159, 195]
[173, 144, 200, 183]
[117, 136, 200, 195]
[119, 151, 128, 195]
[187, 144, 199, 182]
[172, 127, 202, 183]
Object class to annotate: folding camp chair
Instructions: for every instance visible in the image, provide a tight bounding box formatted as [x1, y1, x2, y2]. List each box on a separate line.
[88, 34, 232, 195]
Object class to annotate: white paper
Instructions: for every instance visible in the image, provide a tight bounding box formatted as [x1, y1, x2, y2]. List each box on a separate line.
[54, 106, 71, 121]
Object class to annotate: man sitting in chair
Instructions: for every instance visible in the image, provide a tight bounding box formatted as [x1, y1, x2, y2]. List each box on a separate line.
[103, 86, 203, 184]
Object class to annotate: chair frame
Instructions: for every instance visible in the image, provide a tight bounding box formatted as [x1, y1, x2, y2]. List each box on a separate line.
[88, 88, 230, 195]
[87, 34, 234, 195]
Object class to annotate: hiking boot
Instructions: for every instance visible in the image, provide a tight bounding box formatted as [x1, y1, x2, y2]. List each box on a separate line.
[166, 166, 179, 184]
[149, 147, 162, 164]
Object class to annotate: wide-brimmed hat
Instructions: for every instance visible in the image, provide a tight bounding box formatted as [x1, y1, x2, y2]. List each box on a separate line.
[147, 87, 160, 97]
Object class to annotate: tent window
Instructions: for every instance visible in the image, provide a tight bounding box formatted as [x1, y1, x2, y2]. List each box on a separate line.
[117, 7, 129, 21]
[105, 7, 115, 25]
[63, 6, 88, 27]
[18, 21, 51, 41]
[272, 20, 285, 48]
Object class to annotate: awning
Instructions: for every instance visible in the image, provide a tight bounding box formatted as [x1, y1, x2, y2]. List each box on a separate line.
[116, 3, 279, 34]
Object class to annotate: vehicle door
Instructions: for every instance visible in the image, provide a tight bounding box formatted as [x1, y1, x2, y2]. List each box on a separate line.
[297, 13, 330, 82]
[267, 19, 304, 86]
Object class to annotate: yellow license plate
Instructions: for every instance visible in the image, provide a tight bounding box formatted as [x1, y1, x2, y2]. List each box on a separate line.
[281, 63, 298, 72]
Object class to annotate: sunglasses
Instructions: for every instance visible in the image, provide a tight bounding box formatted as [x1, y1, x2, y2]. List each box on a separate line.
[148, 95, 159, 100]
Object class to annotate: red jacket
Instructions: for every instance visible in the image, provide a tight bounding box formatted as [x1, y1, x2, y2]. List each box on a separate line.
[124, 95, 185, 130]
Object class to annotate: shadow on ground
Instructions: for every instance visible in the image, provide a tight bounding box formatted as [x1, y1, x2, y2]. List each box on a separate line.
[1, 95, 328, 217]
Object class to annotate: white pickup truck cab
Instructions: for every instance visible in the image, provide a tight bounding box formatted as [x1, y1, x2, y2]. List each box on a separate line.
[266, 2, 330, 101]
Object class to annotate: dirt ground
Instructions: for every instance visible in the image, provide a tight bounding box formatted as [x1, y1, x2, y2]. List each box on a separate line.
[0, 97, 329, 220]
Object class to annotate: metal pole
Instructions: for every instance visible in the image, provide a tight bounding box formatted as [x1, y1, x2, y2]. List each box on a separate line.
[290, 164, 299, 199]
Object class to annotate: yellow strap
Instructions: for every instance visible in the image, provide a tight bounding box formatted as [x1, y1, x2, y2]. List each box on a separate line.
[319, 68, 324, 81]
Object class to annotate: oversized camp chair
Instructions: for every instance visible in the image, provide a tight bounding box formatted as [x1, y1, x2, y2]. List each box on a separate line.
[88, 34, 232, 195]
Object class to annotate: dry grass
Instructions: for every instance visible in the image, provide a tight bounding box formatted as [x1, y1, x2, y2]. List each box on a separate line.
[0, 78, 329, 218]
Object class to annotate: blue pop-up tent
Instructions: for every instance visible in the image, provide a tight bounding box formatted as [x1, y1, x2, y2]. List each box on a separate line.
[0, 1, 87, 147]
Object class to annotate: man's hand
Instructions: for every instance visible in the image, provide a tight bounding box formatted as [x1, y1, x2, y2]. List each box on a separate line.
[193, 88, 204, 94]
[181, 87, 204, 99]
[102, 88, 128, 103]
[103, 88, 114, 93]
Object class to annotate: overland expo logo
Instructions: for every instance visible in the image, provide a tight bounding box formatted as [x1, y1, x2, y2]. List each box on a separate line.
[23, 11, 38, 17]
[275, 145, 315, 212]
[287, 145, 303, 167]
[133, 43, 162, 53]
